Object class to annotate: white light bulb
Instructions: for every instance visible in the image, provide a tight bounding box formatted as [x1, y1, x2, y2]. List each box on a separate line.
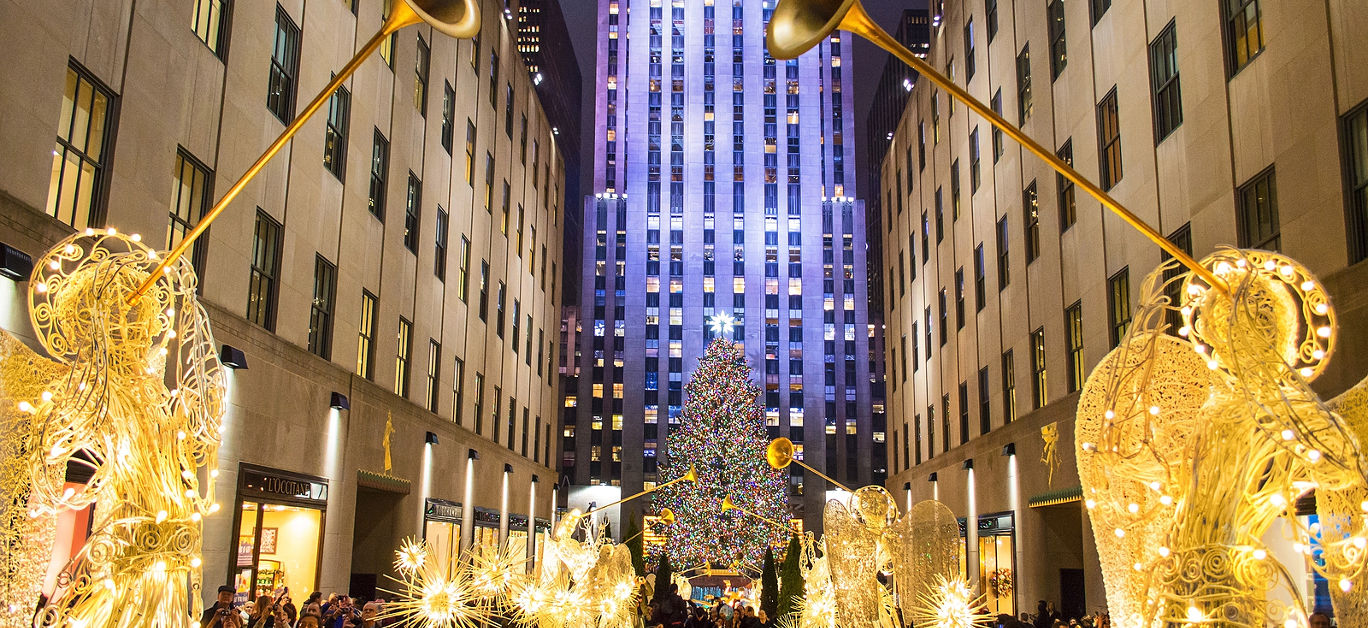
[1157, 547, 1170, 558]
[1114, 528, 1125, 538]
[1253, 549, 1267, 560]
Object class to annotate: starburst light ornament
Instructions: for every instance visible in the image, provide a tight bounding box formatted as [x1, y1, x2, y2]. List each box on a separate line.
[708, 312, 737, 337]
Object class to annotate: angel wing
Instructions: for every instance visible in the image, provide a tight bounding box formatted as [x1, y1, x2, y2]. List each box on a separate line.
[888, 499, 960, 620]
[822, 498, 882, 626]
[0, 330, 69, 628]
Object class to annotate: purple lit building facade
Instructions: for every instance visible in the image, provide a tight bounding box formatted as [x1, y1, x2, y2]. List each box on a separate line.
[562, 0, 881, 534]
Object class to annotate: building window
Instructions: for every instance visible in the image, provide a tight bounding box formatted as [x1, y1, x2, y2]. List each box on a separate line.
[1097, 88, 1122, 190]
[1150, 20, 1183, 142]
[970, 127, 981, 191]
[1002, 350, 1016, 423]
[1225, 0, 1264, 74]
[1237, 167, 1280, 251]
[369, 129, 388, 219]
[266, 5, 301, 123]
[457, 236, 471, 301]
[1108, 268, 1131, 348]
[1161, 224, 1193, 333]
[357, 290, 377, 379]
[921, 211, 930, 263]
[956, 382, 968, 445]
[1346, 102, 1368, 263]
[963, 19, 976, 80]
[978, 367, 991, 435]
[309, 255, 337, 359]
[404, 172, 421, 252]
[168, 149, 212, 272]
[1016, 46, 1032, 125]
[489, 51, 500, 109]
[395, 317, 413, 396]
[492, 386, 501, 442]
[954, 268, 965, 330]
[479, 261, 489, 321]
[464, 120, 477, 184]
[501, 181, 511, 234]
[512, 300, 522, 351]
[1030, 328, 1047, 410]
[974, 245, 986, 312]
[434, 207, 449, 280]
[426, 340, 441, 413]
[996, 217, 1010, 289]
[987, 0, 998, 41]
[1065, 301, 1083, 393]
[1091, 0, 1111, 25]
[504, 83, 515, 137]
[323, 85, 350, 180]
[496, 281, 506, 337]
[1048, 0, 1067, 79]
[414, 35, 429, 115]
[938, 290, 948, 346]
[246, 210, 282, 330]
[1023, 181, 1040, 263]
[1057, 140, 1076, 231]
[191, 0, 230, 58]
[991, 90, 1004, 162]
[379, 0, 395, 66]
[452, 357, 465, 425]
[440, 82, 455, 153]
[472, 372, 484, 434]
[911, 323, 919, 373]
[924, 307, 932, 360]
[485, 152, 495, 211]
[47, 63, 117, 229]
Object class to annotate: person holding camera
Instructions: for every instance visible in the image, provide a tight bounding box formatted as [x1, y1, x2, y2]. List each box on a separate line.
[201, 585, 239, 628]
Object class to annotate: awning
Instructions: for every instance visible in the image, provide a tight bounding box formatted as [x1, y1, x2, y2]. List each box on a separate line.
[357, 469, 412, 494]
[1028, 485, 1082, 508]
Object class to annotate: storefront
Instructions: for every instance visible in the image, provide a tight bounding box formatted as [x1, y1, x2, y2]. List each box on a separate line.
[960, 512, 1017, 616]
[533, 518, 551, 567]
[508, 514, 529, 562]
[472, 506, 501, 552]
[423, 498, 463, 564]
[231, 465, 328, 602]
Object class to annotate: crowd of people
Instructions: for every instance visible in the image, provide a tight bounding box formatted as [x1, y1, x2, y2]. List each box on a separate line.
[643, 583, 773, 628]
[200, 586, 386, 628]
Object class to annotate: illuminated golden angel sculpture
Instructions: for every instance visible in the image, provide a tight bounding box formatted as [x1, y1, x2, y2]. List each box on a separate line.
[0, 230, 225, 627]
[502, 508, 640, 628]
[379, 537, 510, 627]
[1077, 248, 1368, 628]
[773, 483, 989, 628]
[380, 511, 642, 628]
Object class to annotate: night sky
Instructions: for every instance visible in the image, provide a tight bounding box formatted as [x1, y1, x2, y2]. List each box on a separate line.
[557, 0, 929, 199]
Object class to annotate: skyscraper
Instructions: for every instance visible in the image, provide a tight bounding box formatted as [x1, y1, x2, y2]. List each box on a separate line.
[563, 0, 877, 536]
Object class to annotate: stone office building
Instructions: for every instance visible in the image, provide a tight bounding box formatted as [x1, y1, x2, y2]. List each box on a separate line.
[0, 0, 568, 606]
[881, 0, 1368, 619]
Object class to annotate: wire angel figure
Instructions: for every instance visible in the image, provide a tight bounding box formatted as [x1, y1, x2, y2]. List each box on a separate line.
[1, 231, 224, 627]
[1077, 248, 1368, 628]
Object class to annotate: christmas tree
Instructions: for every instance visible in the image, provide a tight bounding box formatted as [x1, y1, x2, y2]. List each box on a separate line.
[654, 337, 790, 570]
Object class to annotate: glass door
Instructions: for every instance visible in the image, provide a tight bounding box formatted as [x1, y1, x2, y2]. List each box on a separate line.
[978, 534, 1016, 615]
[236, 501, 323, 601]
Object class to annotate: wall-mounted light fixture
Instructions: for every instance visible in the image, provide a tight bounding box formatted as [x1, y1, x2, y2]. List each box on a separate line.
[219, 345, 248, 370]
[532, 474, 539, 484]
[962, 459, 974, 470]
[928, 472, 938, 482]
[902, 482, 912, 490]
[1001, 442, 1016, 456]
[425, 431, 439, 445]
[329, 392, 350, 410]
[468, 448, 480, 461]
[504, 463, 514, 474]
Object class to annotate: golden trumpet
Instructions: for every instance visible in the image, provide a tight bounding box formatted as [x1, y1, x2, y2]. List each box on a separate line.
[766, 437, 795, 470]
[581, 464, 699, 519]
[766, 437, 852, 492]
[132, 0, 480, 300]
[766, 0, 1227, 297]
[721, 495, 738, 512]
[659, 508, 677, 526]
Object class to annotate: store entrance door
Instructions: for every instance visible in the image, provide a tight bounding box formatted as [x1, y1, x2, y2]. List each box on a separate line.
[235, 502, 324, 601]
[232, 465, 329, 603]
